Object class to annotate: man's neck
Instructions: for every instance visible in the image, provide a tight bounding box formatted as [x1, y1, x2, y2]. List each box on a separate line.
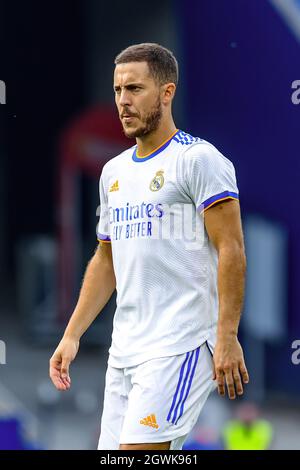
[136, 124, 177, 157]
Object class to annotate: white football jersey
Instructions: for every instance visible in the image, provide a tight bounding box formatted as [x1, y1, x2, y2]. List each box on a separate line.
[97, 129, 239, 368]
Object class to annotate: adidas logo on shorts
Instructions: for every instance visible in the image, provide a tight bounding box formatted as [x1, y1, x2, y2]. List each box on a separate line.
[140, 414, 159, 429]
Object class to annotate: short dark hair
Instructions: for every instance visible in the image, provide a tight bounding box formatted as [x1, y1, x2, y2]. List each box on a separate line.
[114, 43, 178, 86]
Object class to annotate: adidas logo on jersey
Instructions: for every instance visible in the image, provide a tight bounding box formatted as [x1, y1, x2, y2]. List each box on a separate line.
[109, 180, 119, 192]
[140, 414, 159, 429]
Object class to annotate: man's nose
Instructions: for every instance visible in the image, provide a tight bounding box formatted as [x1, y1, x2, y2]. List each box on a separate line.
[119, 89, 131, 106]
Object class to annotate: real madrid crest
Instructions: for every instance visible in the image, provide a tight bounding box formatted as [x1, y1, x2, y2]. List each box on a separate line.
[150, 170, 164, 192]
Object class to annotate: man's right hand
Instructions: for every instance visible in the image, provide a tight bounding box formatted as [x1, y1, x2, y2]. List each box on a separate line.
[49, 337, 79, 391]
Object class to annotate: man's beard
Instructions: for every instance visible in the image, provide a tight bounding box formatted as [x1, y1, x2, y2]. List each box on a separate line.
[122, 97, 162, 139]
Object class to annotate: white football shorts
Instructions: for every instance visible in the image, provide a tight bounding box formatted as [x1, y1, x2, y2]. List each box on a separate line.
[98, 342, 216, 450]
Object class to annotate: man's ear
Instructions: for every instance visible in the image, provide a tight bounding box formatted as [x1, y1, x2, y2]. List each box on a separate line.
[162, 83, 176, 104]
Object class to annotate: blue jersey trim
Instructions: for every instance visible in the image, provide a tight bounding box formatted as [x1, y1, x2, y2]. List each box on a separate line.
[198, 191, 239, 212]
[97, 233, 111, 242]
[132, 130, 180, 162]
[173, 130, 203, 145]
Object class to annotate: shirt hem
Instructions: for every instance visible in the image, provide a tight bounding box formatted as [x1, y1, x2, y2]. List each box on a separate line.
[107, 332, 216, 368]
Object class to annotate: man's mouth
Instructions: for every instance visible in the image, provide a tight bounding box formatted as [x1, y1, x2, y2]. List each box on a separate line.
[122, 115, 136, 123]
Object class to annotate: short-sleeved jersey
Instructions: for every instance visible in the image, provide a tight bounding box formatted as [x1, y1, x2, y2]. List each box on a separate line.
[97, 129, 239, 368]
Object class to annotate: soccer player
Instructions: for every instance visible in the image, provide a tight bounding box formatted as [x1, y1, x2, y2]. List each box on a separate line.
[49, 43, 249, 450]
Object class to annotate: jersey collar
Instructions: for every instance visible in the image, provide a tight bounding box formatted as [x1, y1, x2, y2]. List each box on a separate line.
[132, 129, 179, 162]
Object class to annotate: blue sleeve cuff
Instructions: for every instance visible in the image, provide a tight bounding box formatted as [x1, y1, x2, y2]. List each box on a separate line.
[197, 191, 239, 212]
[97, 233, 111, 243]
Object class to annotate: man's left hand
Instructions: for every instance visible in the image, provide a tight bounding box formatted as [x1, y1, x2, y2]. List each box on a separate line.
[212, 335, 249, 399]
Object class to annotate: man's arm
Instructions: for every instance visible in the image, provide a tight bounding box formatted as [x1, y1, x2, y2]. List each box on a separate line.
[204, 199, 249, 399]
[49, 242, 115, 391]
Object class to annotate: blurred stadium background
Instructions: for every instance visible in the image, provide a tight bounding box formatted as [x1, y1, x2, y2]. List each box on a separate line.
[0, 0, 299, 450]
